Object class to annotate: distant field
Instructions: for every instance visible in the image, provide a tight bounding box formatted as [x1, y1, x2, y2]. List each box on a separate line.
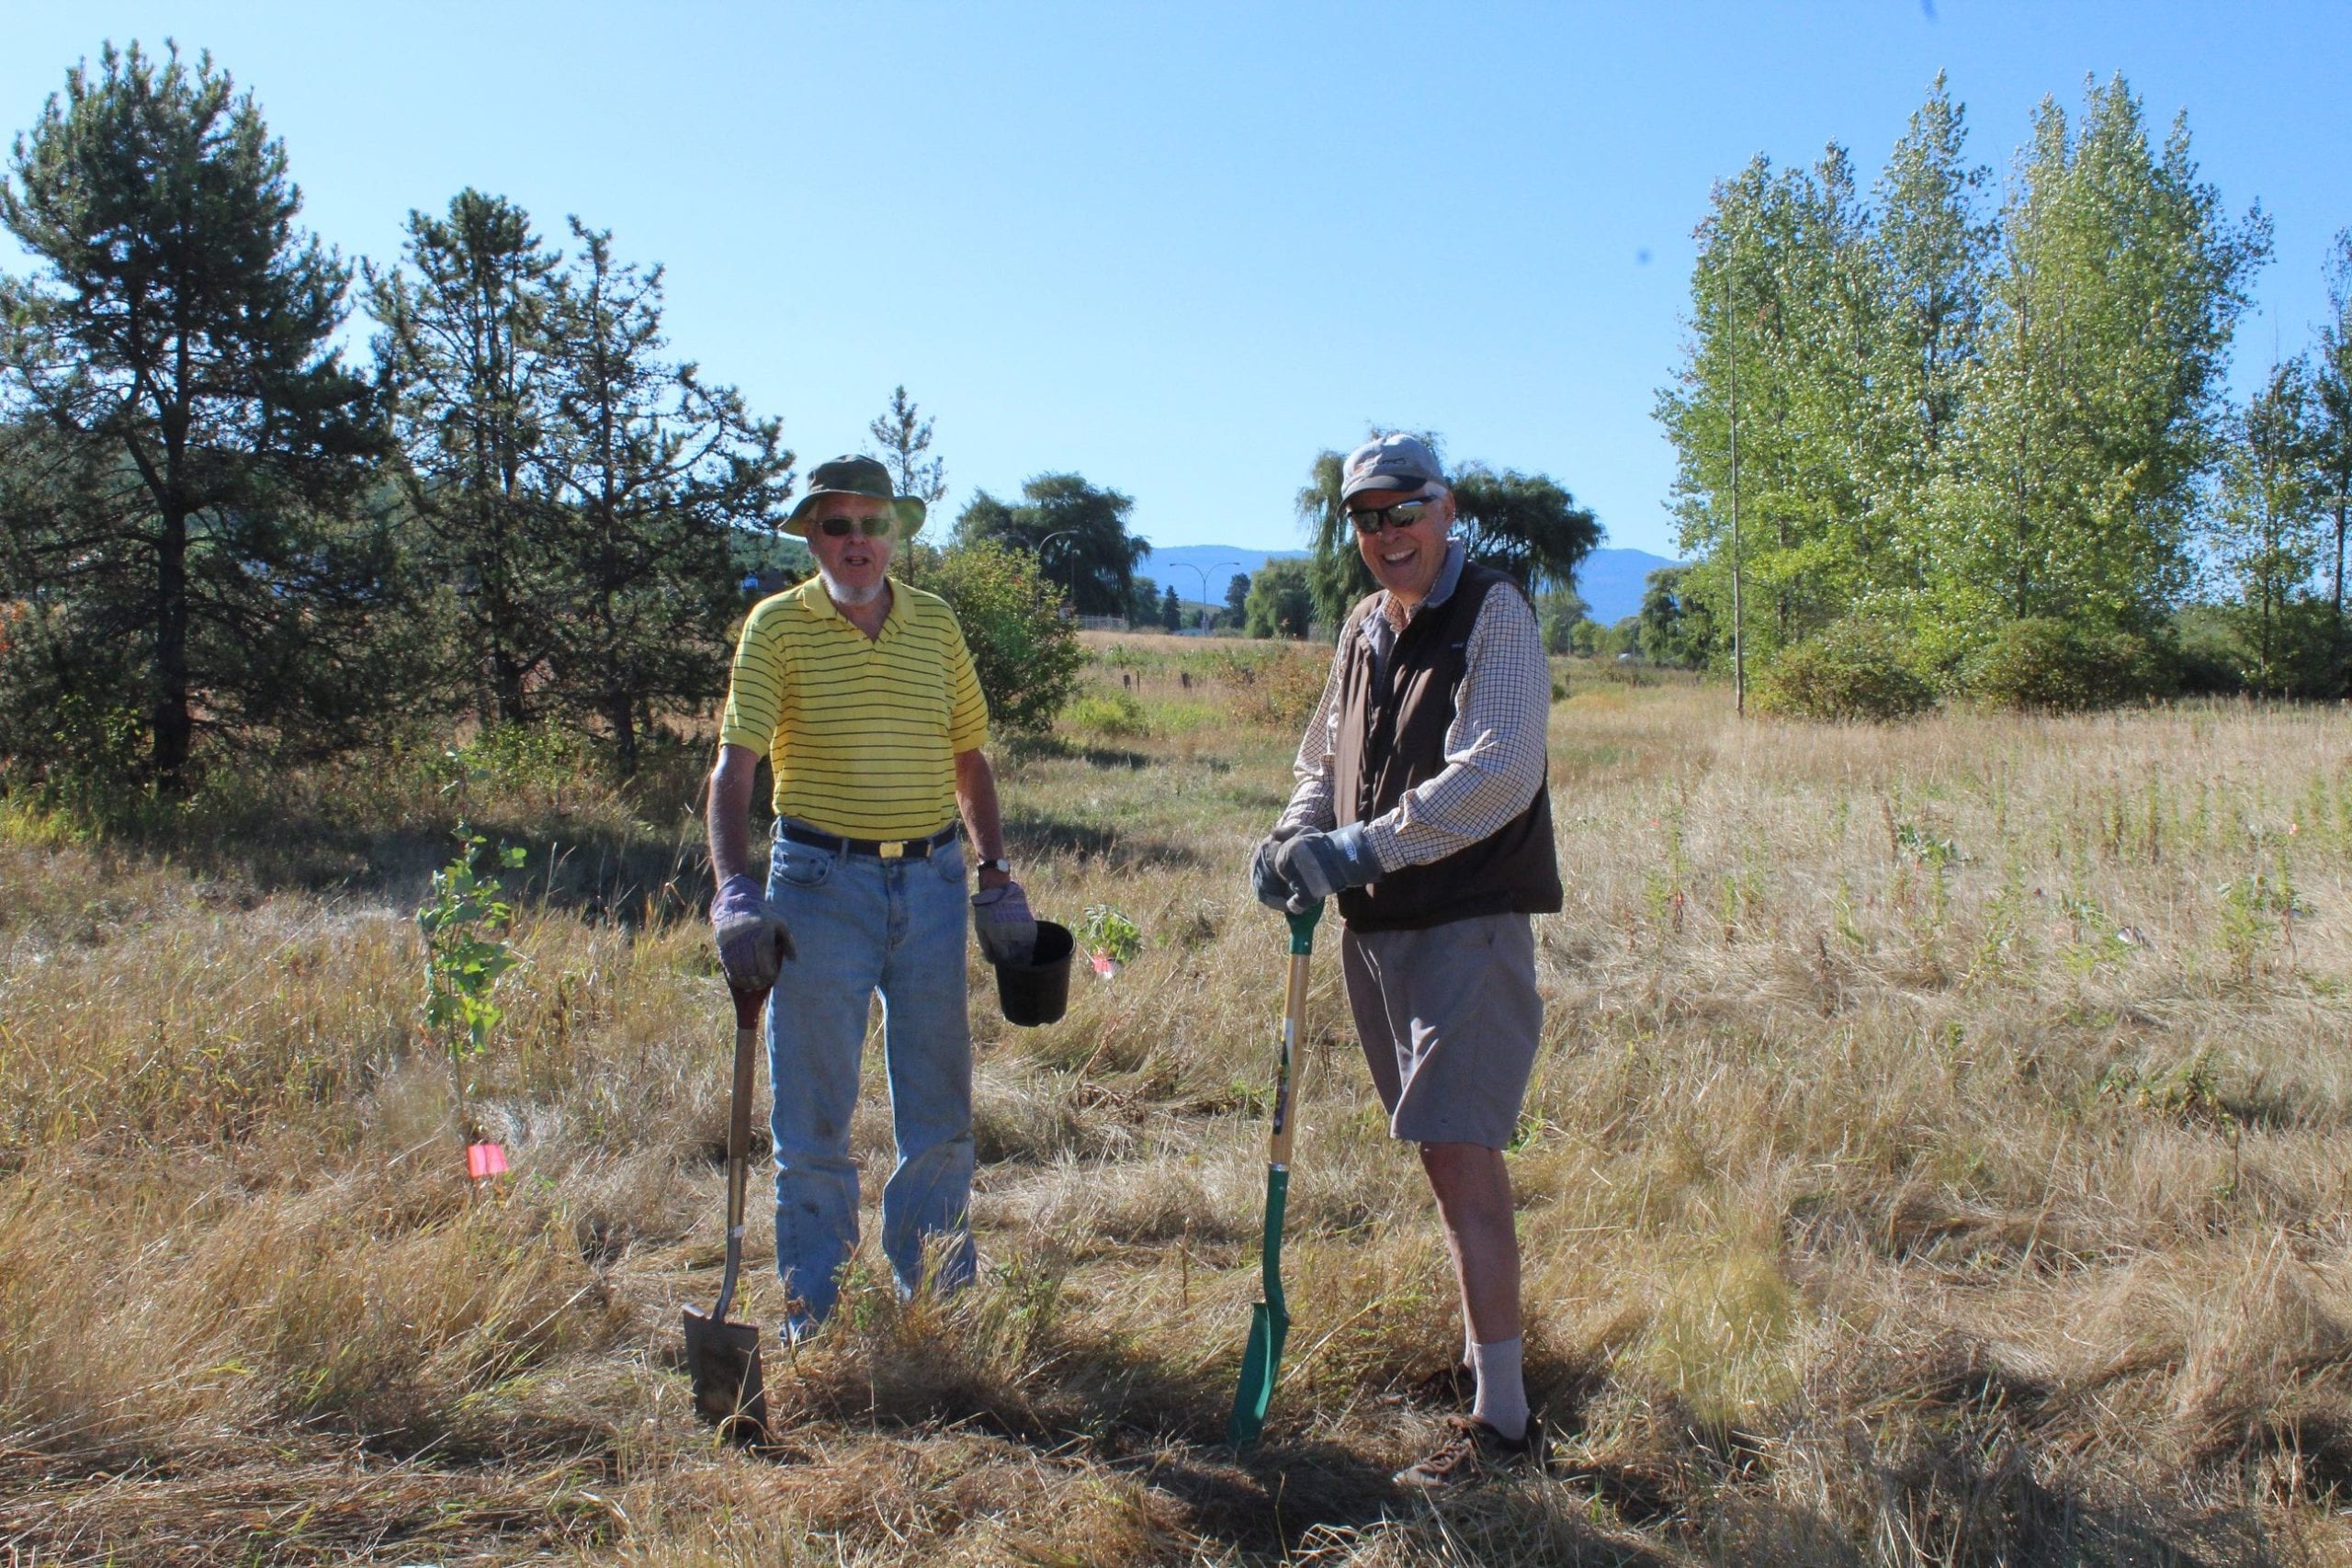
[6, 641, 2352, 1565]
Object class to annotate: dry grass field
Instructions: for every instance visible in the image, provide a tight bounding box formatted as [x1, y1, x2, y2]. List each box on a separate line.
[9, 631, 2352, 1564]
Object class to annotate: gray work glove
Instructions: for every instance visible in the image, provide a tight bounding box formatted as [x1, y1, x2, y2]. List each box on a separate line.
[712, 873, 795, 990]
[1272, 823, 1383, 912]
[1249, 823, 1305, 911]
[971, 880, 1037, 967]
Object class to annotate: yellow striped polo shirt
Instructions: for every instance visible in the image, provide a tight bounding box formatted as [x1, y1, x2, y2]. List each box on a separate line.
[718, 577, 989, 838]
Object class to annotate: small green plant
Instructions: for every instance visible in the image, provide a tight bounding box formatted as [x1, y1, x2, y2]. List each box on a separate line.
[1067, 691, 1151, 739]
[1894, 821, 1963, 868]
[2059, 890, 2132, 975]
[1080, 904, 1144, 965]
[417, 824, 528, 1151]
[2214, 863, 2308, 984]
[2102, 1050, 2233, 1129]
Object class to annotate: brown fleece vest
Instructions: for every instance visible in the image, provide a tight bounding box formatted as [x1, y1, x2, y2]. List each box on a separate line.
[1331, 561, 1562, 932]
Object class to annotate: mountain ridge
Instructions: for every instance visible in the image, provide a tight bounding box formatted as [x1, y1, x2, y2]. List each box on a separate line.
[1147, 543, 1680, 625]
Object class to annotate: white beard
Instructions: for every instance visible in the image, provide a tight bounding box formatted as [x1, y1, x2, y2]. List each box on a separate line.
[820, 570, 888, 607]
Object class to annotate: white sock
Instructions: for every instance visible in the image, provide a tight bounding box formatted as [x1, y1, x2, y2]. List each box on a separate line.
[1470, 1336, 1527, 1440]
[1462, 1322, 1476, 1371]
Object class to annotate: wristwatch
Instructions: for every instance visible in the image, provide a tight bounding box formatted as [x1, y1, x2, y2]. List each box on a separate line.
[978, 856, 1012, 874]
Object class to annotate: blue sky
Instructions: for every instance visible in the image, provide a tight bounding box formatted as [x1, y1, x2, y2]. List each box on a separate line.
[3, 3, 2346, 559]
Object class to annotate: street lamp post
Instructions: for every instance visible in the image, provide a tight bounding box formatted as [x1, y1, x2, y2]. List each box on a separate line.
[1169, 560, 1239, 632]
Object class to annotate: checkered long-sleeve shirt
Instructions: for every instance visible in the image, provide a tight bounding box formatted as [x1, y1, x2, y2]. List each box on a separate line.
[1276, 542, 1552, 873]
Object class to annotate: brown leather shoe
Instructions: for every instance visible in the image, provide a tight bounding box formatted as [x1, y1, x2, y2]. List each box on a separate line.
[1392, 1412, 1547, 1490]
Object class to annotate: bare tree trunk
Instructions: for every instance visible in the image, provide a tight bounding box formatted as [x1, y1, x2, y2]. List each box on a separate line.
[153, 507, 191, 792]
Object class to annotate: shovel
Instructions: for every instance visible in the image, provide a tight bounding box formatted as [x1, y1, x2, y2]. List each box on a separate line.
[1227, 901, 1322, 1450]
[683, 984, 772, 1444]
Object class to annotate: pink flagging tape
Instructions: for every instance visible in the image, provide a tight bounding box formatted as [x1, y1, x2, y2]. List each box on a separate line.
[466, 1143, 509, 1179]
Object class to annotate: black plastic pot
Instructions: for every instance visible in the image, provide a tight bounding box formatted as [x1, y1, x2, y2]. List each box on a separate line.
[994, 919, 1073, 1027]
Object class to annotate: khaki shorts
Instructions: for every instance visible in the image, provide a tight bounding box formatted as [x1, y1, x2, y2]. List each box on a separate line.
[1340, 912, 1542, 1150]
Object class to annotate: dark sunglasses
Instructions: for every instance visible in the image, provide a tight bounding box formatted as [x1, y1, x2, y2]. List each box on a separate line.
[816, 513, 895, 540]
[1348, 498, 1438, 536]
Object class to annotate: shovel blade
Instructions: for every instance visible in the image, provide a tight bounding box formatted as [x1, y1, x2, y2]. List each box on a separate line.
[1227, 1298, 1290, 1449]
[683, 1304, 769, 1445]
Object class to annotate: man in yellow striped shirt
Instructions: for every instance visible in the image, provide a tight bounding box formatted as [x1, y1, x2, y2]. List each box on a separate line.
[706, 455, 1032, 1337]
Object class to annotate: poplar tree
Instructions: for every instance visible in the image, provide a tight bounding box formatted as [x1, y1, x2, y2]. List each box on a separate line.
[1930, 78, 2267, 646]
[1657, 149, 1887, 661]
[2314, 231, 2352, 672]
[0, 42, 388, 788]
[2212, 359, 2324, 693]
[1870, 74, 1992, 556]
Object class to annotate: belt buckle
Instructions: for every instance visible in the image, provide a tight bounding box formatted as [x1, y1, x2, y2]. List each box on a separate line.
[878, 840, 906, 860]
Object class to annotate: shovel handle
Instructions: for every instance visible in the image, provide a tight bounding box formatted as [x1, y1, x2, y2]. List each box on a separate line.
[1266, 906, 1318, 1169]
[1286, 902, 1322, 955]
[713, 985, 770, 1324]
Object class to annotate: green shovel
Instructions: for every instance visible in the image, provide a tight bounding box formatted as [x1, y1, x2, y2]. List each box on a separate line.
[1227, 900, 1322, 1450]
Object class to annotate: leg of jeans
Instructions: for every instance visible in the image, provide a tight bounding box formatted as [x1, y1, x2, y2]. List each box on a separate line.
[766, 841, 886, 1332]
[876, 845, 977, 1298]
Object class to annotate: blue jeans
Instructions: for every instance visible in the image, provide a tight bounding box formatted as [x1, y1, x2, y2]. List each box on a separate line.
[764, 819, 976, 1332]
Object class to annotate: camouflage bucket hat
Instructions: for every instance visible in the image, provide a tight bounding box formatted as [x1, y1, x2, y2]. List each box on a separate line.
[783, 455, 928, 539]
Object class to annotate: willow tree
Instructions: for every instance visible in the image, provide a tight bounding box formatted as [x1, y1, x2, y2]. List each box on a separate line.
[955, 472, 1148, 617]
[1295, 434, 1600, 628]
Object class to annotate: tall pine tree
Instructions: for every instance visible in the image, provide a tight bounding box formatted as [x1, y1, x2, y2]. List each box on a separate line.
[0, 42, 389, 788]
[368, 190, 565, 726]
[537, 220, 793, 768]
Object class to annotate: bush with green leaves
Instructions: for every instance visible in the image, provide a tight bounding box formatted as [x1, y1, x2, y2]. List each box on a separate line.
[1066, 691, 1149, 739]
[1960, 617, 2165, 712]
[925, 540, 1085, 737]
[1753, 620, 1937, 722]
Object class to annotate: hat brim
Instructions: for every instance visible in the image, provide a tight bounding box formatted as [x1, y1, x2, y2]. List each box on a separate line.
[784, 492, 928, 540]
[1340, 472, 1443, 502]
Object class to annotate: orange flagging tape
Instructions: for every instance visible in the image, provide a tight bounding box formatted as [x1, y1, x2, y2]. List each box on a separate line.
[466, 1143, 509, 1179]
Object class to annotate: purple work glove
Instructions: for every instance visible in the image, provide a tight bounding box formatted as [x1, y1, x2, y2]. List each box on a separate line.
[1272, 823, 1383, 912]
[711, 873, 795, 990]
[971, 880, 1037, 967]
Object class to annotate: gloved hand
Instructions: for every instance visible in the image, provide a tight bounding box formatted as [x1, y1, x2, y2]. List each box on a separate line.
[712, 873, 795, 990]
[971, 880, 1038, 967]
[1272, 824, 1383, 911]
[1249, 823, 1305, 911]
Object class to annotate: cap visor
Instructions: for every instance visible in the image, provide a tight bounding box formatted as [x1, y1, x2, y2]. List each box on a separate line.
[1341, 472, 1439, 502]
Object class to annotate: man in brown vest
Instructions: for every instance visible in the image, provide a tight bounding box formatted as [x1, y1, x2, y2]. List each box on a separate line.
[1252, 433, 1561, 1488]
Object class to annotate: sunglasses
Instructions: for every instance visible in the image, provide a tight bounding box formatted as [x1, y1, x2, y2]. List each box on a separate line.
[815, 513, 895, 540]
[1348, 498, 1439, 536]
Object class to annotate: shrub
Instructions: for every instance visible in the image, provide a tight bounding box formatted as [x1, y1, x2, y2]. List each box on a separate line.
[1243, 559, 1315, 639]
[1202, 645, 1330, 728]
[1961, 617, 2164, 712]
[1752, 620, 1937, 722]
[926, 542, 1086, 737]
[1066, 691, 1150, 739]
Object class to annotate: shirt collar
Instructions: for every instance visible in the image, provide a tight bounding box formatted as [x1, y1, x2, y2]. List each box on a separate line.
[796, 574, 901, 631]
[1422, 537, 1467, 609]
